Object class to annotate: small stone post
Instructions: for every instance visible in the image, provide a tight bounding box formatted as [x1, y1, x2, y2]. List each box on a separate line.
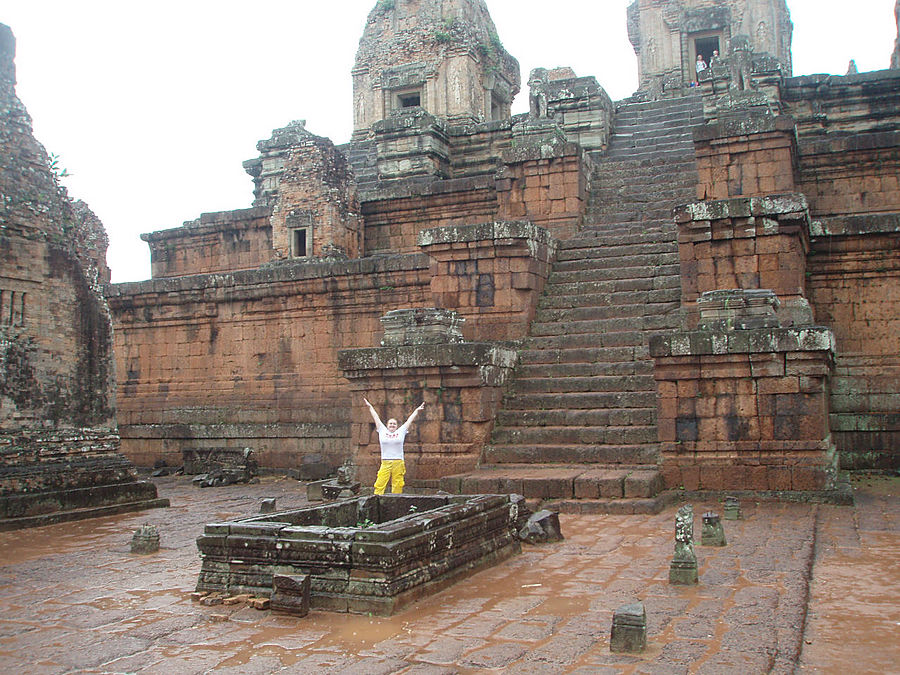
[130, 524, 160, 554]
[723, 496, 742, 520]
[610, 602, 648, 653]
[669, 504, 698, 584]
[260, 498, 277, 514]
[701, 512, 727, 546]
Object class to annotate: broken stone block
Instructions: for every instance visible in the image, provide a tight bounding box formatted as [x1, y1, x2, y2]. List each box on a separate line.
[723, 496, 742, 520]
[518, 509, 564, 544]
[306, 479, 330, 502]
[200, 594, 224, 606]
[249, 597, 271, 610]
[321, 480, 361, 500]
[223, 594, 251, 606]
[130, 524, 160, 554]
[270, 574, 310, 617]
[610, 602, 648, 653]
[260, 498, 277, 514]
[669, 504, 698, 585]
[701, 512, 727, 546]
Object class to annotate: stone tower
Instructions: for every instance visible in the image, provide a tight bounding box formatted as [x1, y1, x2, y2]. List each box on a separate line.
[627, 0, 792, 96]
[352, 0, 520, 138]
[892, 0, 900, 69]
[0, 24, 164, 528]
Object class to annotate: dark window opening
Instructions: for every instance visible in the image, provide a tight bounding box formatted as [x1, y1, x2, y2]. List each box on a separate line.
[398, 92, 421, 108]
[695, 36, 721, 65]
[490, 94, 503, 121]
[292, 228, 309, 258]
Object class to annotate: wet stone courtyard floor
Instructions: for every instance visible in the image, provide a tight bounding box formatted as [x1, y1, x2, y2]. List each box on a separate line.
[0, 474, 897, 674]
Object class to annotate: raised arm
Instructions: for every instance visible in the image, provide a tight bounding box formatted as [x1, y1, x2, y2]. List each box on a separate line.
[363, 397, 385, 430]
[401, 401, 426, 430]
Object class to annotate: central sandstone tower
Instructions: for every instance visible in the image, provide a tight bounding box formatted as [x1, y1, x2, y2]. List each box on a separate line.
[352, 0, 520, 138]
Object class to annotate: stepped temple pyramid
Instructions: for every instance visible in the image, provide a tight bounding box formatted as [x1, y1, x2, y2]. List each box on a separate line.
[6, 0, 899, 515]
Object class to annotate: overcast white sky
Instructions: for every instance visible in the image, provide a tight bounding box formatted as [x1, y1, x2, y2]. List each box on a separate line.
[3, 1, 897, 283]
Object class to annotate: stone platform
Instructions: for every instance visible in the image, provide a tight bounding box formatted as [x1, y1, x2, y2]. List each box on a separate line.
[196, 493, 528, 615]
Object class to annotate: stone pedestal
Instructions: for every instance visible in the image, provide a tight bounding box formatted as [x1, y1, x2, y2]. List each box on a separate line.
[418, 222, 556, 341]
[652, 321, 837, 492]
[701, 512, 727, 546]
[610, 602, 648, 653]
[723, 496, 743, 520]
[674, 194, 814, 328]
[339, 310, 517, 482]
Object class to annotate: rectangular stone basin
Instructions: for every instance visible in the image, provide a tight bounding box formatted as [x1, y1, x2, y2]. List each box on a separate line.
[196, 493, 527, 615]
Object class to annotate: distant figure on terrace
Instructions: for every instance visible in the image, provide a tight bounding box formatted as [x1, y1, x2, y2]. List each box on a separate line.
[364, 397, 425, 495]
[696, 54, 708, 74]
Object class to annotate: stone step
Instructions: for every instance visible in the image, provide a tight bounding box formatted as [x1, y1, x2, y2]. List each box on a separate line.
[565, 226, 677, 243]
[491, 424, 658, 447]
[615, 110, 701, 124]
[483, 443, 660, 465]
[607, 137, 696, 153]
[530, 318, 679, 341]
[548, 263, 681, 284]
[517, 343, 648, 363]
[552, 251, 680, 271]
[538, 287, 681, 309]
[556, 239, 679, 262]
[496, 406, 654, 427]
[543, 279, 680, 300]
[606, 148, 699, 163]
[559, 236, 678, 252]
[584, 210, 682, 223]
[502, 390, 658, 411]
[515, 360, 655, 381]
[436, 464, 665, 503]
[554, 240, 679, 258]
[509, 373, 656, 395]
[532, 301, 681, 324]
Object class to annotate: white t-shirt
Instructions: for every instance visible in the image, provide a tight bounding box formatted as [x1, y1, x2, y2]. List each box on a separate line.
[377, 425, 408, 460]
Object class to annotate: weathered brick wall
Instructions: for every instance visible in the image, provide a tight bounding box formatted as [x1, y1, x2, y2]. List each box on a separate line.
[797, 134, 900, 218]
[807, 216, 900, 469]
[496, 144, 588, 241]
[361, 177, 499, 255]
[108, 256, 431, 469]
[693, 116, 797, 200]
[143, 208, 273, 279]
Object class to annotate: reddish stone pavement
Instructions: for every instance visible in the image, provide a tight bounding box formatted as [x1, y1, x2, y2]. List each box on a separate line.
[0, 475, 896, 674]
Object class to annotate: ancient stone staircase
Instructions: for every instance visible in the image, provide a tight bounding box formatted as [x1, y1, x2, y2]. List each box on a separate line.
[438, 94, 704, 512]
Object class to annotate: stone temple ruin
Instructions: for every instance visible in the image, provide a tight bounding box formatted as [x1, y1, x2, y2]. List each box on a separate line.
[0, 26, 166, 529]
[105, 0, 899, 502]
[4, 0, 899, 519]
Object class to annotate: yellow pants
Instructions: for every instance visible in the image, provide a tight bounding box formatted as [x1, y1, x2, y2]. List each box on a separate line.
[373, 459, 405, 495]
